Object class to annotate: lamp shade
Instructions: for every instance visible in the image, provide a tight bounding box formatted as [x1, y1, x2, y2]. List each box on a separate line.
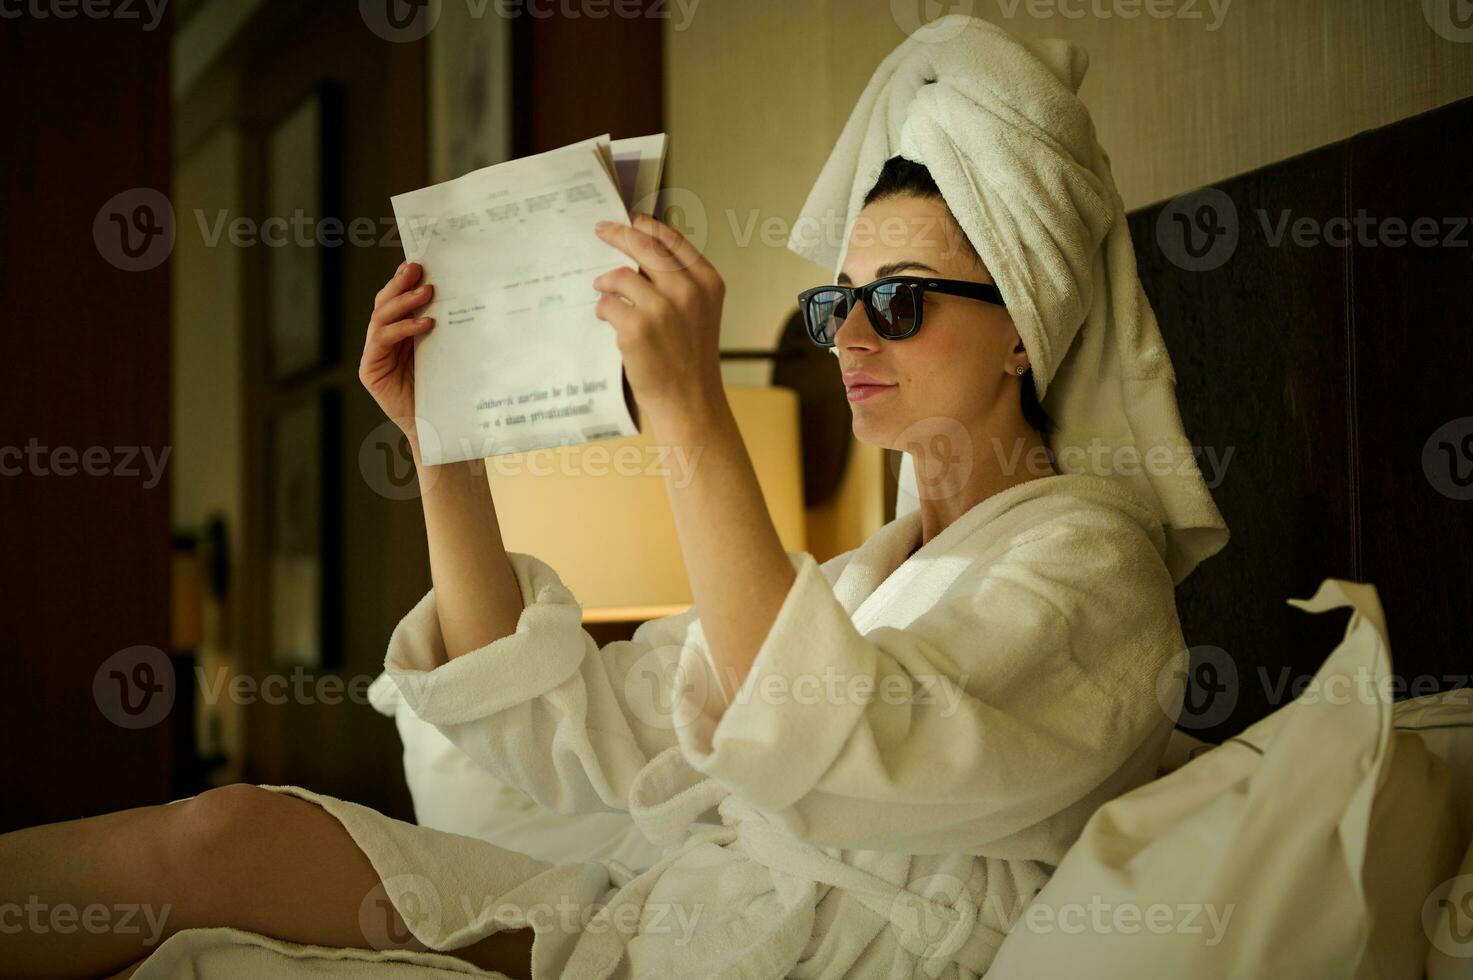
[486, 384, 806, 622]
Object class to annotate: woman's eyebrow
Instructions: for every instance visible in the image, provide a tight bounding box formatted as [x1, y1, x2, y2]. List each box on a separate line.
[836, 261, 941, 285]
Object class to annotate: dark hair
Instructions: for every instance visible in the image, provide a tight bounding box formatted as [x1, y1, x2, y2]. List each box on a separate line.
[863, 155, 1055, 438]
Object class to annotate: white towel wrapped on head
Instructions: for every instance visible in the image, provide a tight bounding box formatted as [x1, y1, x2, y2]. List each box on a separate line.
[787, 14, 1229, 585]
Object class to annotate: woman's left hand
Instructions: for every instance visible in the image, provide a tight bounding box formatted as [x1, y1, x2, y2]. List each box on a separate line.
[592, 213, 726, 428]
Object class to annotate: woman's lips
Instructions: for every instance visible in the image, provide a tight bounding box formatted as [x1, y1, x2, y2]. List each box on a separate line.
[846, 383, 896, 402]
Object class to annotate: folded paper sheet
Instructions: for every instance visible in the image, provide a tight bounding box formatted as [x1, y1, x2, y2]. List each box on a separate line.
[391, 133, 667, 465]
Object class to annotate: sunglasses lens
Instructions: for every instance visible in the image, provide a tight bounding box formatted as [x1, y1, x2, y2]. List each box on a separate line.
[804, 289, 849, 346]
[871, 282, 918, 337]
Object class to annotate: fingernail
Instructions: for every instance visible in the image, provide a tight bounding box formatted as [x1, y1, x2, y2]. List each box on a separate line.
[595, 221, 610, 232]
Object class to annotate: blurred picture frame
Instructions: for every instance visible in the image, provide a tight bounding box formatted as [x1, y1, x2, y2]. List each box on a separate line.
[267, 390, 340, 669]
[266, 81, 343, 381]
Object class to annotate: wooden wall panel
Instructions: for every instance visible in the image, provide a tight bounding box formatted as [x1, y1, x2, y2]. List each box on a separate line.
[1128, 96, 1473, 741]
[0, 13, 174, 830]
[1349, 98, 1473, 695]
[1128, 142, 1357, 741]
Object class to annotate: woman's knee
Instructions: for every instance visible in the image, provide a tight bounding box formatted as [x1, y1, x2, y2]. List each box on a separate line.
[166, 785, 292, 882]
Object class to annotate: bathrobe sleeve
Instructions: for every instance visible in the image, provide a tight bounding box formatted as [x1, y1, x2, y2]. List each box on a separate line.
[382, 550, 716, 816]
[672, 508, 1186, 855]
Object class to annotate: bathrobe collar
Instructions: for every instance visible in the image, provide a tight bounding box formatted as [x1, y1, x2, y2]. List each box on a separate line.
[835, 472, 1168, 631]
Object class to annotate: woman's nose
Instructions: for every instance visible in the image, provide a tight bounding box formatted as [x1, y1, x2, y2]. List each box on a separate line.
[832, 303, 880, 350]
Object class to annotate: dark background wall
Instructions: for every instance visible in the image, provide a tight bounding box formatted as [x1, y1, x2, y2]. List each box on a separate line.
[1132, 96, 1473, 744]
[0, 11, 174, 831]
[0, 0, 665, 831]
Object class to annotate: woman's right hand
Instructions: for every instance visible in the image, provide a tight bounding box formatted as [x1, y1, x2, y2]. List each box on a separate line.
[360, 261, 435, 436]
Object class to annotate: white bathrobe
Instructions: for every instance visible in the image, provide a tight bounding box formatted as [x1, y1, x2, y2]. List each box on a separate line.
[136, 472, 1187, 979]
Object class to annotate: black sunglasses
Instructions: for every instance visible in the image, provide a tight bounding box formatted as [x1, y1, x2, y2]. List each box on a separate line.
[796, 275, 1007, 347]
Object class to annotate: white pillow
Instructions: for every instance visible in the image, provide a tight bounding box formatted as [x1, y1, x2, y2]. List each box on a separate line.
[1399, 687, 1473, 979]
[985, 578, 1465, 980]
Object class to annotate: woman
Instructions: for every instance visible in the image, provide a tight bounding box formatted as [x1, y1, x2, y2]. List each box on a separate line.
[1, 15, 1227, 980]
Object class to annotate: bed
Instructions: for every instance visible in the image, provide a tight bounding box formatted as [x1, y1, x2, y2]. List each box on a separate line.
[360, 94, 1473, 979]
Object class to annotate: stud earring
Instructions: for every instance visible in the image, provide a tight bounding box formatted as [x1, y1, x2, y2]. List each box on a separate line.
[1016, 364, 1026, 375]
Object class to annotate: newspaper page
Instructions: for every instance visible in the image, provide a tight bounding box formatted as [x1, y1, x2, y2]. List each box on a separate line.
[390, 132, 668, 466]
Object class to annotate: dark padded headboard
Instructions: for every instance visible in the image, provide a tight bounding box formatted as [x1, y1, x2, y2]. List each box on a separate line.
[1127, 95, 1473, 743]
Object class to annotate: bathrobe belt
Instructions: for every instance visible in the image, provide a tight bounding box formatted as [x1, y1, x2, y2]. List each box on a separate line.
[621, 757, 1007, 976]
[719, 796, 1007, 976]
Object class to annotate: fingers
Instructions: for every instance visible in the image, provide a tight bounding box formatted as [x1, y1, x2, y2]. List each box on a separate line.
[360, 315, 433, 389]
[374, 315, 435, 348]
[596, 218, 692, 280]
[373, 261, 423, 312]
[373, 280, 434, 326]
[592, 266, 668, 314]
[631, 213, 710, 278]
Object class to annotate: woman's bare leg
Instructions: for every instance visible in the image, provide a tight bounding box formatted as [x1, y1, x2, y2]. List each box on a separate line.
[0, 784, 534, 980]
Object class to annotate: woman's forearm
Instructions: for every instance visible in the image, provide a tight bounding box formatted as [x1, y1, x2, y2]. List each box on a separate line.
[649, 398, 797, 705]
[409, 432, 524, 662]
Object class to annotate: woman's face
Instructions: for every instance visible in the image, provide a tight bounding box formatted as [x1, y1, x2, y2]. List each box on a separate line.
[832, 194, 1024, 451]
